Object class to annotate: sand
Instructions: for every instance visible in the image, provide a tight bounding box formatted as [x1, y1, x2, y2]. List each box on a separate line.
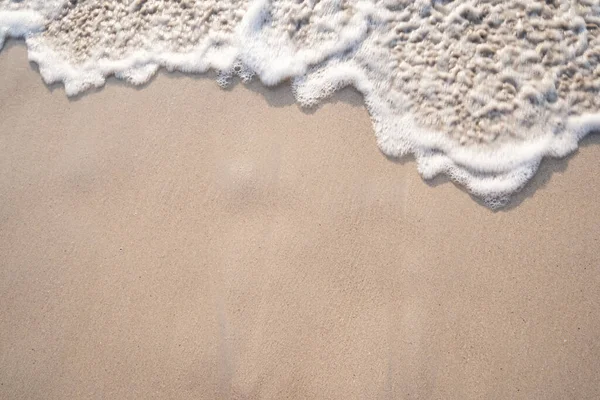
[1, 41, 599, 399]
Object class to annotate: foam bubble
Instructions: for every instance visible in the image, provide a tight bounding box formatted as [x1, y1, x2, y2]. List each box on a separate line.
[1, 0, 599, 208]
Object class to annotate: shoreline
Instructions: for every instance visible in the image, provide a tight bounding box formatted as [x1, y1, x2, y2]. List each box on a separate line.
[3, 38, 599, 208]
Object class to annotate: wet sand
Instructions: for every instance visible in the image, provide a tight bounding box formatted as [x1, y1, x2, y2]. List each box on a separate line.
[1, 42, 599, 399]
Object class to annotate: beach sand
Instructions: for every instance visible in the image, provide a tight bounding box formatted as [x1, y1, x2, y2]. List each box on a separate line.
[1, 41, 599, 399]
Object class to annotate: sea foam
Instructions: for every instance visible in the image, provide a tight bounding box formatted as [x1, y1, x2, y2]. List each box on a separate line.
[1, 0, 599, 208]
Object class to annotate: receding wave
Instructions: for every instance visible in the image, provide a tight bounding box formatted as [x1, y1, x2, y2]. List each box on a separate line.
[1, 0, 599, 208]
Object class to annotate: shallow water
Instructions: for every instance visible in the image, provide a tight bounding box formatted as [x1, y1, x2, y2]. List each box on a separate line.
[1, 0, 599, 207]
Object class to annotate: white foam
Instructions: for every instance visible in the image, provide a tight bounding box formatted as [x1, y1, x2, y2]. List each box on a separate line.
[0, 0, 66, 47]
[1, 0, 599, 208]
[0, 11, 44, 48]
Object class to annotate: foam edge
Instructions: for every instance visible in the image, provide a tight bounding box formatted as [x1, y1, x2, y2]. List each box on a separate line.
[0, 10, 45, 50]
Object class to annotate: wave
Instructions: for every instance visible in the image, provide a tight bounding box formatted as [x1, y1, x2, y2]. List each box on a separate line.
[1, 0, 599, 208]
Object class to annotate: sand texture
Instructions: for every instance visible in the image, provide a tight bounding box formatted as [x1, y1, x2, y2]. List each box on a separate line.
[1, 43, 600, 399]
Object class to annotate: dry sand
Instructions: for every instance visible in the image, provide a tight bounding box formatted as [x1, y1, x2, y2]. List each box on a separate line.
[1, 41, 599, 399]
